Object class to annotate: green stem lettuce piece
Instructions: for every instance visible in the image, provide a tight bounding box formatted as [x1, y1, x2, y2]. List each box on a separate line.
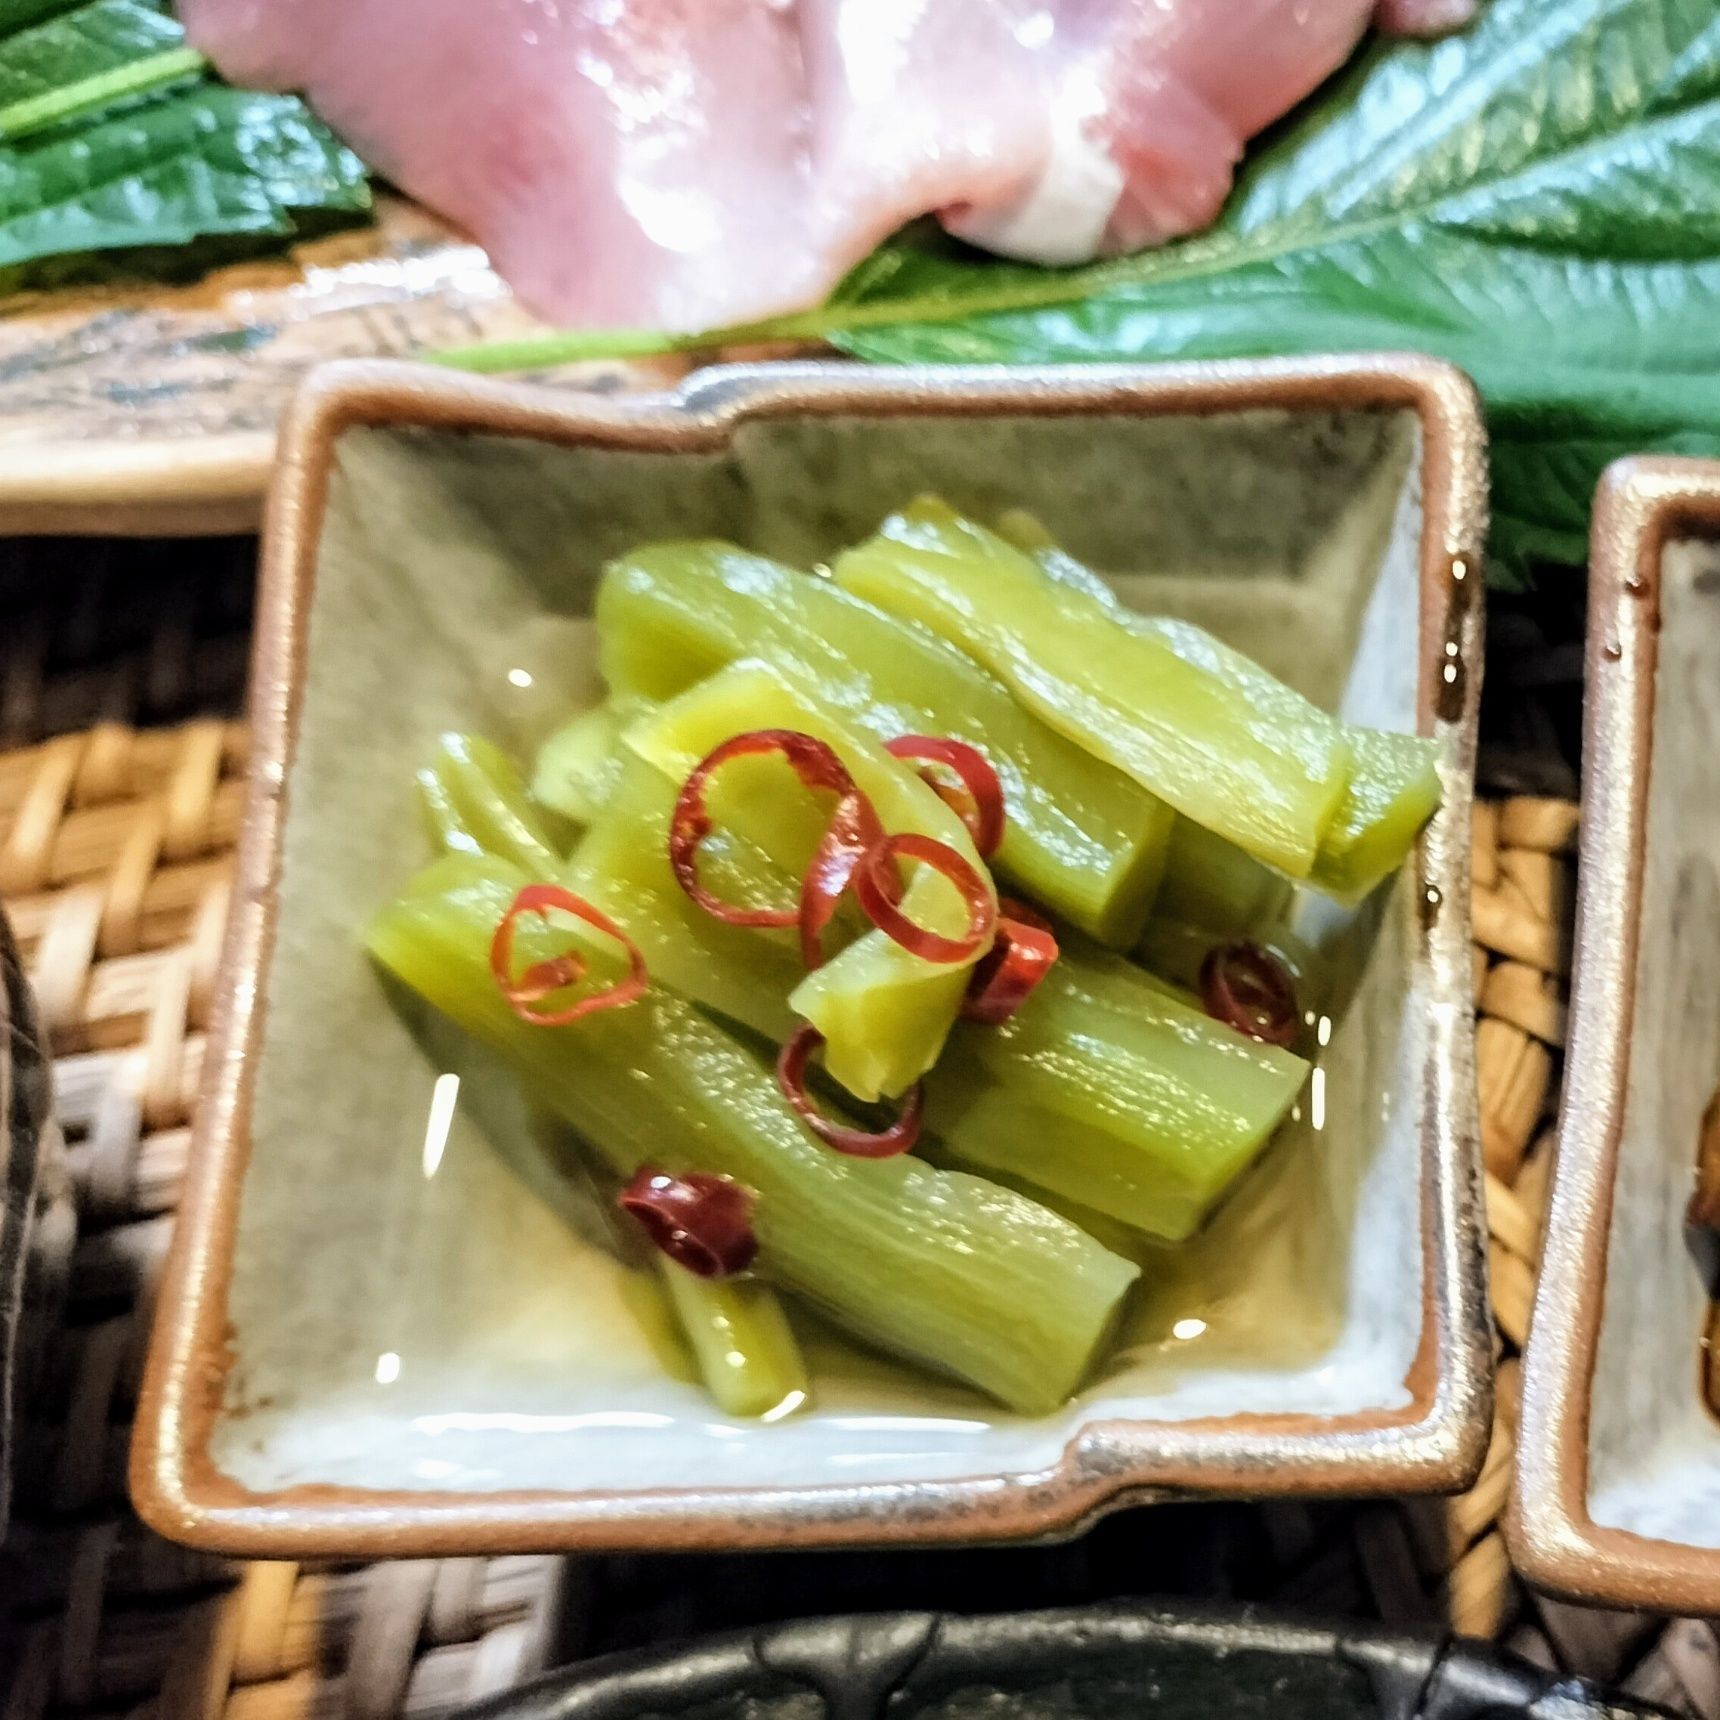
[1017, 520, 1440, 911]
[569, 753, 804, 1043]
[1156, 820, 1296, 941]
[417, 732, 563, 877]
[933, 943, 1308, 1241]
[1153, 729, 1442, 927]
[654, 1261, 811, 1420]
[832, 500, 1352, 876]
[530, 703, 624, 826]
[1308, 727, 1442, 904]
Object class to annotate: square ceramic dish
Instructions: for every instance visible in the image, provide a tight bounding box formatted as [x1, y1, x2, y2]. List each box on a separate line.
[135, 356, 1490, 1557]
[1513, 457, 1720, 1611]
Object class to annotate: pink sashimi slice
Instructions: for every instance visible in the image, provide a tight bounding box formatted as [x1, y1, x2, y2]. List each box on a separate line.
[181, 0, 829, 330]
[180, 0, 1439, 332]
[1373, 0, 1477, 38]
[952, 0, 1378, 259]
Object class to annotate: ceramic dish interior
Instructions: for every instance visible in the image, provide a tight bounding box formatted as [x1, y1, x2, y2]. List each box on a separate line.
[134, 357, 1490, 1557]
[1513, 457, 1720, 1611]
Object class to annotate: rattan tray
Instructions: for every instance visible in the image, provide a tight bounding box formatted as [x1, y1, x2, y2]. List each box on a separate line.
[1, 541, 1712, 1719]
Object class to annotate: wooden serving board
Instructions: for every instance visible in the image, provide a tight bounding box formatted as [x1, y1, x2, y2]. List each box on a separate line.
[0, 196, 657, 537]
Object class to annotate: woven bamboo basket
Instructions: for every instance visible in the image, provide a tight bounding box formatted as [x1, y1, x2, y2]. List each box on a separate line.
[0, 543, 1713, 1719]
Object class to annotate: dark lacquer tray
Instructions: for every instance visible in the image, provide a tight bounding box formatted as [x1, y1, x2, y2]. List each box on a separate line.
[457, 1605, 1667, 1720]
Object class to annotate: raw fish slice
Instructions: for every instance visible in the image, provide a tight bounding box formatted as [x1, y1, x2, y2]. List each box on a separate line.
[182, 0, 1451, 328]
[953, 0, 1380, 260]
[1374, 0, 1477, 37]
[180, 0, 826, 330]
[801, 0, 1056, 266]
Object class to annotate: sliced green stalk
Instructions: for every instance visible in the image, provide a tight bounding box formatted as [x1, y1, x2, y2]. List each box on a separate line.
[418, 733, 563, 877]
[832, 499, 1352, 877]
[993, 508, 1118, 605]
[1308, 727, 1442, 903]
[1134, 918, 1222, 997]
[655, 1261, 810, 1420]
[934, 954, 1307, 1240]
[568, 753, 804, 1043]
[596, 541, 1170, 944]
[991, 507, 1061, 557]
[530, 703, 624, 825]
[1004, 507, 1437, 909]
[1156, 819, 1294, 940]
[918, 1137, 1155, 1264]
[367, 854, 1138, 1413]
[929, 1087, 1215, 1242]
[623, 661, 992, 1101]
[1156, 739, 1439, 927]
[1155, 738, 1439, 917]
[791, 943, 970, 1107]
[614, 1267, 701, 1386]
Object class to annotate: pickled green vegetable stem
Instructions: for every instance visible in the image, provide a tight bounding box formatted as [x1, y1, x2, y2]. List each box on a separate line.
[530, 704, 625, 825]
[1308, 728, 1443, 903]
[1153, 735, 1440, 926]
[418, 733, 563, 876]
[367, 855, 1139, 1413]
[1156, 819, 1295, 940]
[654, 1262, 811, 1420]
[596, 542, 1171, 944]
[933, 945, 1308, 1239]
[994, 508, 1440, 905]
[569, 754, 805, 1043]
[833, 500, 1353, 877]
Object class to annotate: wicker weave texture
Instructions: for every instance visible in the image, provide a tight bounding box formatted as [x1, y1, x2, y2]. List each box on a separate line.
[0, 714, 567, 1717]
[0, 549, 565, 1717]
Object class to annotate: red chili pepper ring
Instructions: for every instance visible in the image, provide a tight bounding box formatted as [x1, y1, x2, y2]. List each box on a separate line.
[884, 735, 1006, 858]
[776, 1025, 924, 1157]
[1199, 940, 1300, 1048]
[852, 832, 996, 966]
[962, 898, 1059, 1025]
[796, 788, 886, 968]
[489, 883, 648, 1026]
[619, 1166, 759, 1278]
[670, 729, 859, 929]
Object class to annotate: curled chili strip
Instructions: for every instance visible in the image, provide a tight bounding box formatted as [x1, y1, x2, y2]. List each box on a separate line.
[1198, 940, 1300, 1048]
[884, 735, 1005, 858]
[670, 729, 857, 928]
[619, 1165, 758, 1278]
[489, 883, 648, 1025]
[775, 1025, 923, 1157]
[852, 833, 996, 965]
[961, 897, 1059, 1026]
[796, 789, 885, 968]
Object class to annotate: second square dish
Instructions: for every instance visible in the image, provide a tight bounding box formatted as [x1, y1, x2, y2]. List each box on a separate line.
[1515, 458, 1720, 1610]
